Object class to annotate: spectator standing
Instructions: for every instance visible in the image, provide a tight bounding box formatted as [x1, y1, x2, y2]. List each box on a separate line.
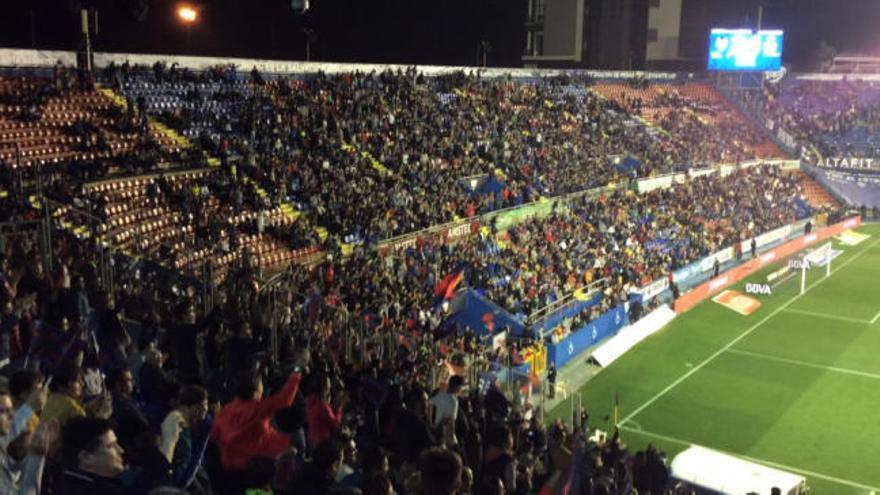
[165, 385, 212, 491]
[43, 363, 112, 429]
[0, 383, 56, 495]
[306, 373, 345, 448]
[210, 370, 302, 489]
[482, 425, 516, 493]
[283, 438, 344, 495]
[431, 375, 463, 423]
[420, 448, 463, 495]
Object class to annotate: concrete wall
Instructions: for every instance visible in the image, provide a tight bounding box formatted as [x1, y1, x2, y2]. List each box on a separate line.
[646, 0, 683, 61]
[541, 0, 582, 58]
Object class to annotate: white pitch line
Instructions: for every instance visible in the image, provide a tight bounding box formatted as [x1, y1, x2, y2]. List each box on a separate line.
[871, 311, 880, 325]
[619, 425, 880, 493]
[618, 239, 880, 426]
[783, 307, 871, 325]
[726, 348, 880, 381]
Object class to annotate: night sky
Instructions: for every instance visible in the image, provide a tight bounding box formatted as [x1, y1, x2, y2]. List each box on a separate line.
[681, 0, 880, 69]
[1, 0, 879, 69]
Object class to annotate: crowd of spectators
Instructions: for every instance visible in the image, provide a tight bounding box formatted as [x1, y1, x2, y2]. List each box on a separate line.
[605, 82, 784, 167]
[0, 206, 685, 494]
[332, 164, 803, 341]
[3, 65, 791, 280]
[104, 64, 784, 245]
[740, 78, 880, 159]
[0, 62, 820, 495]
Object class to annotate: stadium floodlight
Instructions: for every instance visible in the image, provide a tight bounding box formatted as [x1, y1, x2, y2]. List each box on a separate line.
[799, 242, 833, 294]
[177, 4, 198, 24]
[292, 0, 310, 15]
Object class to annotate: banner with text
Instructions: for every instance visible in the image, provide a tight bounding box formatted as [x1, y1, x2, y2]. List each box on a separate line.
[633, 277, 669, 304]
[815, 157, 879, 171]
[674, 216, 861, 313]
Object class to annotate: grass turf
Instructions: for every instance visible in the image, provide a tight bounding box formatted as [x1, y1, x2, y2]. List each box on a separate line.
[548, 224, 880, 494]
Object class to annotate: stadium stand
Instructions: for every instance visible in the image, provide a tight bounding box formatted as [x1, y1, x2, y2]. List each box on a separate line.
[791, 169, 840, 208]
[730, 75, 880, 207]
[739, 77, 880, 160]
[594, 82, 787, 165]
[0, 75, 181, 175]
[0, 53, 850, 495]
[104, 67, 792, 245]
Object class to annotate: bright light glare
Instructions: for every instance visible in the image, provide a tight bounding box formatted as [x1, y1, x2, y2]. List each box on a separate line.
[177, 5, 198, 23]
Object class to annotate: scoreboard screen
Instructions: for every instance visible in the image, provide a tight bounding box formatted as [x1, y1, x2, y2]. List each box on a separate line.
[708, 29, 783, 71]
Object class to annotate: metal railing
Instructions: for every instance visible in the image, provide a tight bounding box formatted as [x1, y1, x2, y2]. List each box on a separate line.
[44, 197, 207, 308]
[527, 277, 608, 332]
[0, 219, 43, 253]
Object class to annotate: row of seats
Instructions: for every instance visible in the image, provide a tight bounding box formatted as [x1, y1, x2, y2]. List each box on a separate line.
[0, 78, 184, 170]
[594, 83, 787, 160]
[74, 168, 320, 280]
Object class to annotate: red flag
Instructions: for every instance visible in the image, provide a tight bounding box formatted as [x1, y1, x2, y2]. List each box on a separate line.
[444, 272, 464, 299]
[434, 272, 457, 298]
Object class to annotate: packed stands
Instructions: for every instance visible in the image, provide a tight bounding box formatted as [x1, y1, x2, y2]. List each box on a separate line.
[0, 55, 844, 495]
[731, 76, 880, 207]
[740, 78, 880, 159]
[594, 82, 787, 166]
[108, 66, 793, 245]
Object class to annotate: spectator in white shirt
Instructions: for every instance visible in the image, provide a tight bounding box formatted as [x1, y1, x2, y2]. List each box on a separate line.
[431, 375, 465, 429]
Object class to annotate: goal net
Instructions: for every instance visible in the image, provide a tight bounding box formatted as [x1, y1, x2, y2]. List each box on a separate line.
[800, 242, 833, 294]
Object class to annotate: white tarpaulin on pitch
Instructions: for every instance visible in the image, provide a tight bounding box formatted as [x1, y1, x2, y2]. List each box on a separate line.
[592, 305, 675, 367]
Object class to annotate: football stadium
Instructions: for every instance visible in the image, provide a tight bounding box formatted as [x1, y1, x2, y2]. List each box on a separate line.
[0, 0, 878, 494]
[547, 225, 880, 494]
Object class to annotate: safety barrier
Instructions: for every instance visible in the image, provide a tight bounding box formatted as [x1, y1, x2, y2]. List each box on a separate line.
[673, 216, 861, 313]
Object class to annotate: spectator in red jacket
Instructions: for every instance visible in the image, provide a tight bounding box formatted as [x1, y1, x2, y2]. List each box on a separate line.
[211, 369, 302, 480]
[306, 373, 344, 448]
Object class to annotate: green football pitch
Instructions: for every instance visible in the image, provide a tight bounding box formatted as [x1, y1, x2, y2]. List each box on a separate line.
[548, 224, 880, 494]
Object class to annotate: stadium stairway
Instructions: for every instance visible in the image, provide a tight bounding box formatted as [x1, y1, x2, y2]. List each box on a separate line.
[340, 141, 395, 177]
[100, 84, 218, 167]
[96, 85, 126, 107]
[100, 86, 319, 237]
[237, 169, 332, 246]
[97, 85, 330, 268]
[97, 85, 192, 152]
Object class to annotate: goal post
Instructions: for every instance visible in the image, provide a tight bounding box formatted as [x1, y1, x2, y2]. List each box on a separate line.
[800, 242, 833, 294]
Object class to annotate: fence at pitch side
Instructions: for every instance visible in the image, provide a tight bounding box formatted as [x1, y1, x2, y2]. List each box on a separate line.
[545, 305, 629, 369]
[673, 216, 861, 313]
